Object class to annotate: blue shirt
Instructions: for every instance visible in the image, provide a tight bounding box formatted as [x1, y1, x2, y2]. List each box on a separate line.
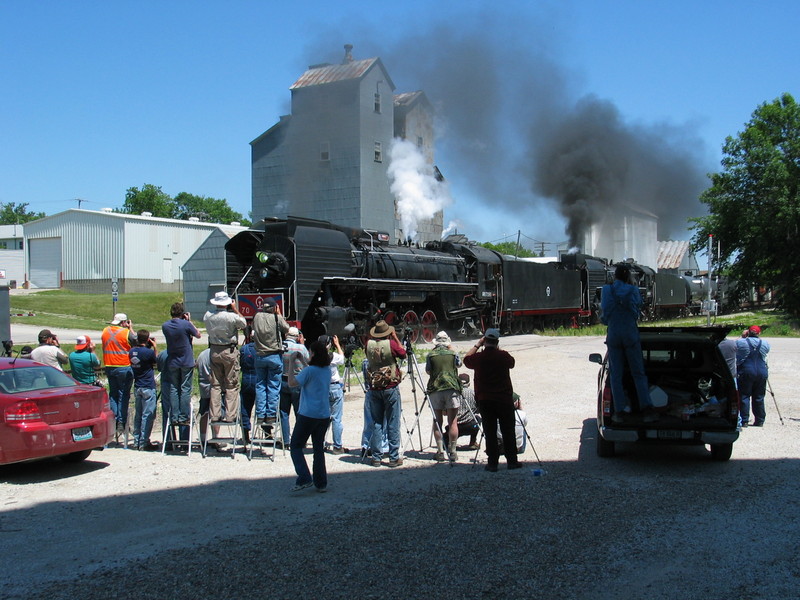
[162, 318, 199, 369]
[294, 365, 332, 419]
[129, 346, 157, 389]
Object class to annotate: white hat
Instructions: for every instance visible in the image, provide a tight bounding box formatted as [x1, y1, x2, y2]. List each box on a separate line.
[110, 313, 128, 325]
[434, 331, 451, 345]
[210, 291, 233, 306]
[287, 326, 300, 338]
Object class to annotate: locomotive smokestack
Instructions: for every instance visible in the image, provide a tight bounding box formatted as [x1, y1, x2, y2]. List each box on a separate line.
[342, 44, 354, 64]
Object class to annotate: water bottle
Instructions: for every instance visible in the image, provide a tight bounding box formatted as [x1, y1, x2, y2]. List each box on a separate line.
[531, 468, 547, 477]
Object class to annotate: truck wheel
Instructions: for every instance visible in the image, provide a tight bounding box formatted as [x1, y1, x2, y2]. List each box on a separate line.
[710, 443, 732, 461]
[596, 431, 615, 457]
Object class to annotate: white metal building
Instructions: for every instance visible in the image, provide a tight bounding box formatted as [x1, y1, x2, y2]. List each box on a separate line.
[23, 209, 246, 293]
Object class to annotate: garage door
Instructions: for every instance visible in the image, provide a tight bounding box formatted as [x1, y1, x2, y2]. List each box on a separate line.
[29, 238, 62, 289]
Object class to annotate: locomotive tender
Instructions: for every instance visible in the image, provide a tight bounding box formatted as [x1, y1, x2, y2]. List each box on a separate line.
[224, 216, 700, 342]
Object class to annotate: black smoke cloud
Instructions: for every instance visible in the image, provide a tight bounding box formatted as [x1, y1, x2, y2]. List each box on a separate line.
[301, 10, 709, 246]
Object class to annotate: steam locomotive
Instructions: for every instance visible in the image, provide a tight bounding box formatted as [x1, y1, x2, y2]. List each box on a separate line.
[224, 216, 711, 343]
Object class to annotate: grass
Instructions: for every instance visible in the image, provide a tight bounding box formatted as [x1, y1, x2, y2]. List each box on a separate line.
[10, 290, 185, 333]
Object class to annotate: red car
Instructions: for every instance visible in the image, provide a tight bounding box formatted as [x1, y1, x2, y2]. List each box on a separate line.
[0, 357, 114, 465]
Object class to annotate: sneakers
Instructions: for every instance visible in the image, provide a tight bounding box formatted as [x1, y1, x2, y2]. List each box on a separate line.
[752, 421, 764, 427]
[138, 442, 159, 452]
[448, 442, 458, 462]
[316, 486, 328, 493]
[291, 481, 313, 492]
[330, 446, 348, 455]
[484, 464, 498, 472]
[371, 459, 382, 467]
[434, 451, 446, 462]
[388, 457, 404, 467]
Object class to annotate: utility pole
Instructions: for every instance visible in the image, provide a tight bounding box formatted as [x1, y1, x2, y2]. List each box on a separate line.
[515, 230, 521, 258]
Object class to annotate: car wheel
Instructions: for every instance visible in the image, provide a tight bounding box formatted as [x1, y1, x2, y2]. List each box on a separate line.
[59, 449, 93, 463]
[709, 443, 732, 461]
[596, 431, 615, 457]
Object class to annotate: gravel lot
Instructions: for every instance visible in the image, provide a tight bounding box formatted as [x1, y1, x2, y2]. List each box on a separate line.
[1, 334, 799, 600]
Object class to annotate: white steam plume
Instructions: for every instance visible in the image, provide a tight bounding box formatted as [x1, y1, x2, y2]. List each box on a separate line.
[441, 219, 459, 238]
[388, 138, 452, 240]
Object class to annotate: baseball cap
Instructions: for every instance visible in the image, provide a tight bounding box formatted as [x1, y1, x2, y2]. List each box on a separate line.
[75, 335, 91, 351]
[484, 328, 501, 342]
[749, 325, 761, 335]
[110, 313, 128, 325]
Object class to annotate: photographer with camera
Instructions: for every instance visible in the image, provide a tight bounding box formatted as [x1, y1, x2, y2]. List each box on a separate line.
[102, 313, 137, 433]
[129, 329, 159, 451]
[162, 302, 201, 426]
[252, 297, 291, 431]
[319, 334, 348, 454]
[365, 320, 406, 467]
[279, 326, 308, 446]
[31, 328, 69, 371]
[69, 335, 101, 385]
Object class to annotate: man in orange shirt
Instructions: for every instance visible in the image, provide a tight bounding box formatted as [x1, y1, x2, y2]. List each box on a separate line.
[102, 313, 137, 433]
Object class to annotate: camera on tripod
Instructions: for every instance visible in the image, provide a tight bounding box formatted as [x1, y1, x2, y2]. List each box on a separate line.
[342, 323, 361, 358]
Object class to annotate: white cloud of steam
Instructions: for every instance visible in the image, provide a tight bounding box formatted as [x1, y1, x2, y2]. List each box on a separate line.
[388, 138, 452, 240]
[441, 219, 460, 239]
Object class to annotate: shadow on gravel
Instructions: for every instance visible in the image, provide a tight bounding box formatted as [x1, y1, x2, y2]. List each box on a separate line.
[0, 454, 109, 483]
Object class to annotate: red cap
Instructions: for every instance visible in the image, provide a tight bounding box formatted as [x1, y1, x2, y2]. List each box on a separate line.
[749, 325, 761, 335]
[75, 335, 91, 350]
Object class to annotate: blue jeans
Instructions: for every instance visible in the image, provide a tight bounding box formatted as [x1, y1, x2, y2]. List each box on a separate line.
[290, 414, 329, 490]
[361, 391, 388, 450]
[739, 370, 767, 424]
[106, 366, 133, 426]
[240, 376, 256, 430]
[164, 366, 193, 423]
[607, 340, 652, 413]
[280, 381, 300, 444]
[369, 387, 402, 461]
[133, 386, 157, 446]
[329, 382, 345, 448]
[255, 353, 283, 418]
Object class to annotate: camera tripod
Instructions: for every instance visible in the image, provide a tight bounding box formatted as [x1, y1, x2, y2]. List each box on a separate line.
[343, 352, 365, 392]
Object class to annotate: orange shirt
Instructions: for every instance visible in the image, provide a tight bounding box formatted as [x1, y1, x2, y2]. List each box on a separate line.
[102, 325, 132, 367]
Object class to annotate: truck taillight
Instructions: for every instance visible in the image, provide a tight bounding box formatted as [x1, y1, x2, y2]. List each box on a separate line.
[731, 390, 740, 417]
[602, 384, 613, 415]
[5, 401, 42, 422]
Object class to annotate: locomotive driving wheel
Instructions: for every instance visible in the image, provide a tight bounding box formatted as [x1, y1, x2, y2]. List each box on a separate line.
[402, 310, 420, 344]
[420, 310, 438, 344]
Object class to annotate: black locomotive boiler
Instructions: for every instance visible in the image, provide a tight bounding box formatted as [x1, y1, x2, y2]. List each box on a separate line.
[224, 216, 706, 342]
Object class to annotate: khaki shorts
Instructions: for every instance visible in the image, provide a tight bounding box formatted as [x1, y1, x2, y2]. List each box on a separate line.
[429, 390, 461, 410]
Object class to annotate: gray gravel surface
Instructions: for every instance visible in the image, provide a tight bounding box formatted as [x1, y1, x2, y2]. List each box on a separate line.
[2, 334, 799, 600]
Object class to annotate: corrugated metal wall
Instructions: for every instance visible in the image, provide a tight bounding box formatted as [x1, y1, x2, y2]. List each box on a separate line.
[23, 210, 244, 292]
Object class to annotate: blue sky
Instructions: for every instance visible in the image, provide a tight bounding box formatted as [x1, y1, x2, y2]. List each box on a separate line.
[1, 1, 797, 249]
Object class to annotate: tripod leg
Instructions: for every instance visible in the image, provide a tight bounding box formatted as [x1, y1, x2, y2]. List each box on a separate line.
[516, 410, 542, 466]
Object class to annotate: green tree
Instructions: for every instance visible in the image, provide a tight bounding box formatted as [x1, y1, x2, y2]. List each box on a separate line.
[479, 241, 537, 258]
[0, 202, 46, 224]
[690, 93, 800, 315]
[173, 192, 250, 226]
[122, 184, 176, 218]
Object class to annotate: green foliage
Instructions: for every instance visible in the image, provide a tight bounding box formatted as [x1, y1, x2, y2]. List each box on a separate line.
[0, 202, 46, 224]
[478, 241, 538, 258]
[123, 184, 175, 218]
[121, 184, 250, 226]
[173, 192, 250, 226]
[690, 93, 800, 315]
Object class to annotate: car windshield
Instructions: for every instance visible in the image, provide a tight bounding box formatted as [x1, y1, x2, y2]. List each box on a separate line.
[0, 366, 78, 393]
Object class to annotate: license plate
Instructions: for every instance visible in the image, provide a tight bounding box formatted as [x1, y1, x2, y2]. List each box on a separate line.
[657, 430, 681, 440]
[72, 426, 93, 442]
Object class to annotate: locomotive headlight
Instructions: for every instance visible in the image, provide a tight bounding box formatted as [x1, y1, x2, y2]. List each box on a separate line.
[256, 251, 269, 263]
[259, 267, 270, 279]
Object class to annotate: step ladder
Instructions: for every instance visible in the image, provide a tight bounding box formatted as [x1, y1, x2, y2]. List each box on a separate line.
[202, 413, 243, 459]
[248, 417, 287, 461]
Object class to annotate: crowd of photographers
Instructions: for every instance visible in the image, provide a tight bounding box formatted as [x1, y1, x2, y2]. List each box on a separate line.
[33, 293, 529, 488]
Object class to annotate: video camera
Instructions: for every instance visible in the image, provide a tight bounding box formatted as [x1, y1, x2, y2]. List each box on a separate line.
[342, 323, 360, 358]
